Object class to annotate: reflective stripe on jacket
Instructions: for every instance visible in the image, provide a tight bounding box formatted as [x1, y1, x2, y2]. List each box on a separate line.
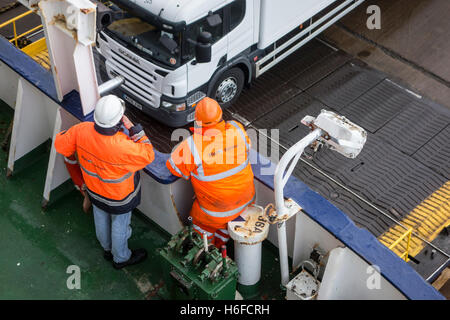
[167, 120, 255, 226]
[55, 122, 154, 214]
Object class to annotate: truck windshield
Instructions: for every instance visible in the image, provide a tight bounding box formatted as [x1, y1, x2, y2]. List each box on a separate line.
[106, 15, 181, 68]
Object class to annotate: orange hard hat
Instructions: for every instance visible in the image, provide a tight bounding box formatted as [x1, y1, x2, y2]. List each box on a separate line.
[195, 97, 223, 127]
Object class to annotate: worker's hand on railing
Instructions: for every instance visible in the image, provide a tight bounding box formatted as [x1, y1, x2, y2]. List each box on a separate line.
[122, 115, 134, 130]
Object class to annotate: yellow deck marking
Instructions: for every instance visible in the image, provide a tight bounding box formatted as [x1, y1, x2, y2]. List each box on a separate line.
[21, 38, 51, 71]
[379, 181, 450, 258]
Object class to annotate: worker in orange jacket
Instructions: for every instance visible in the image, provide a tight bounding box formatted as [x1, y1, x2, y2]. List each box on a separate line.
[54, 95, 154, 269]
[167, 97, 255, 248]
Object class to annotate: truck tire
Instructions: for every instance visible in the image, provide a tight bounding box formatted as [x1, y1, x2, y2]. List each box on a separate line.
[209, 67, 245, 109]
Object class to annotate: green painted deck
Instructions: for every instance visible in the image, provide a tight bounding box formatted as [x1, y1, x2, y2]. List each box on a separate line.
[0, 100, 282, 300]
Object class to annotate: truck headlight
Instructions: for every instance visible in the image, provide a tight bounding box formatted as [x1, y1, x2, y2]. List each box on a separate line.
[161, 101, 186, 111]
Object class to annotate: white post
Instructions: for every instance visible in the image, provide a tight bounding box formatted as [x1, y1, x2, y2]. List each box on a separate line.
[42, 107, 80, 206]
[7, 78, 57, 176]
[234, 242, 263, 286]
[38, 0, 100, 205]
[274, 110, 367, 286]
[274, 128, 323, 286]
[39, 0, 99, 116]
[42, 107, 62, 207]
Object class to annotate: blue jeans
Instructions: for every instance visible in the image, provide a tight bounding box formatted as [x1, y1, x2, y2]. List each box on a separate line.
[93, 205, 132, 263]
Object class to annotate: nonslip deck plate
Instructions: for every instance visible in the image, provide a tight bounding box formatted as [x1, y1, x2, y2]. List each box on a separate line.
[94, 38, 450, 278]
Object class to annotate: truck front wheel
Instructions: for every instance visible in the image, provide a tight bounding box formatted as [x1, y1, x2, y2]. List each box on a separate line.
[209, 68, 245, 109]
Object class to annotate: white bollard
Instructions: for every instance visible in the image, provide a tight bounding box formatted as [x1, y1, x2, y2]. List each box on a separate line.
[228, 205, 270, 286]
[234, 241, 263, 285]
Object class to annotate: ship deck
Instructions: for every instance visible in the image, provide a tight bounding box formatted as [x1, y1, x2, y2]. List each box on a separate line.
[0, 0, 448, 299]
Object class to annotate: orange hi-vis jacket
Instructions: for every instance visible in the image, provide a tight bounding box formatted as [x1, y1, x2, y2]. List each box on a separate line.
[166, 120, 255, 229]
[55, 122, 154, 214]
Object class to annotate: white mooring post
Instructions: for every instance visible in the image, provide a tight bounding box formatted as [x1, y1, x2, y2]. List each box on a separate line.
[37, 0, 100, 205]
[39, 0, 125, 206]
[6, 0, 99, 179]
[5, 1, 125, 205]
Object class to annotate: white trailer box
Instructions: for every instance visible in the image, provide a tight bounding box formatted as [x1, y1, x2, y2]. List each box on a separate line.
[258, 0, 337, 49]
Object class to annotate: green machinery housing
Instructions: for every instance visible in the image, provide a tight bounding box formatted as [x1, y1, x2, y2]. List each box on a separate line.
[158, 221, 239, 300]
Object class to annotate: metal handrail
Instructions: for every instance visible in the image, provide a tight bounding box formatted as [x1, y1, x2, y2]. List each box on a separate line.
[9, 24, 42, 44]
[389, 228, 413, 262]
[0, 9, 33, 27]
[242, 119, 449, 260]
[274, 128, 324, 286]
[0, 10, 42, 47]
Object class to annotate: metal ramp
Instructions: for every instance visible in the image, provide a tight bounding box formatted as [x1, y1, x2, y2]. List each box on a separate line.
[92, 28, 450, 278]
[227, 38, 450, 279]
[112, 38, 450, 279]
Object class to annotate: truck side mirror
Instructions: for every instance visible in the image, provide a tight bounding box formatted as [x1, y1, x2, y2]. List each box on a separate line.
[195, 32, 212, 63]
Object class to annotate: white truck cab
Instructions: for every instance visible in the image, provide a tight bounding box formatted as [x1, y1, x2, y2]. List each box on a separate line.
[96, 0, 364, 127]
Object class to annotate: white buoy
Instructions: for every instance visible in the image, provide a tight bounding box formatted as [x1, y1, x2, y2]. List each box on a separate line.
[228, 204, 269, 286]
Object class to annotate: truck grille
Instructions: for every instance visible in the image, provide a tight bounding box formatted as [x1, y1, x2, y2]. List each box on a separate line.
[105, 46, 163, 109]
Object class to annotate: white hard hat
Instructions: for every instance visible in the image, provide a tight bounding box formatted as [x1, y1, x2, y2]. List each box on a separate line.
[94, 95, 125, 128]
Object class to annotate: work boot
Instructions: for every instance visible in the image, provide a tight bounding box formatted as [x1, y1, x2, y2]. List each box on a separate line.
[113, 249, 148, 269]
[103, 250, 113, 261]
